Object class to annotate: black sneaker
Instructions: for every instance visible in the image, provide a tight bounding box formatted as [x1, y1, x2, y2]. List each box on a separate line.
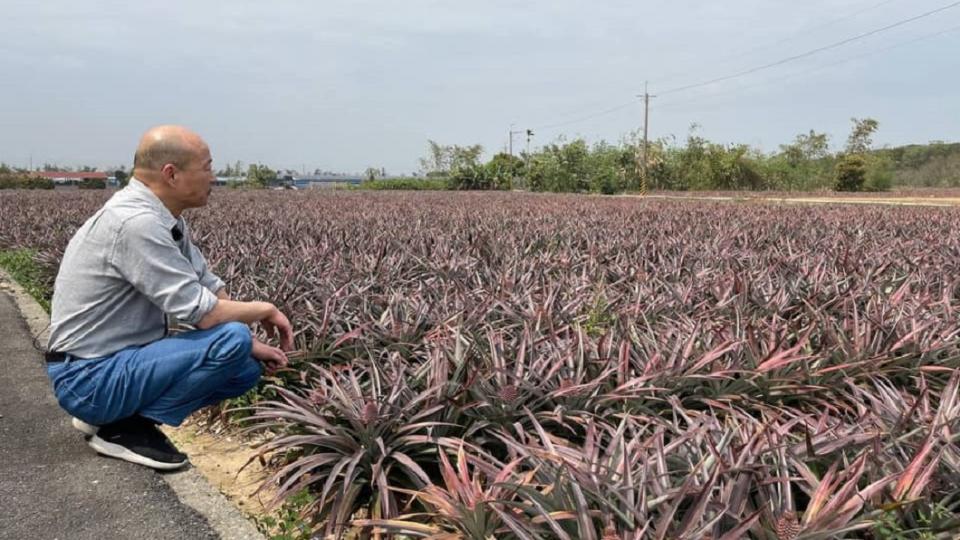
[87, 415, 188, 470]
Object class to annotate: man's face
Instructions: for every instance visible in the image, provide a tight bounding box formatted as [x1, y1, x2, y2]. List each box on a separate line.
[174, 144, 215, 209]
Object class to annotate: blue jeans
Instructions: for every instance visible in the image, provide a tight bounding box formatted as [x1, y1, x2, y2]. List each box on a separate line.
[46, 322, 262, 427]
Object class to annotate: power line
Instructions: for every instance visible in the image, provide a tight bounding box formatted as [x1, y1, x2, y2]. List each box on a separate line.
[653, 23, 960, 111]
[741, 0, 904, 52]
[654, 0, 905, 87]
[532, 100, 637, 132]
[520, 0, 959, 138]
[522, 0, 907, 133]
[658, 0, 960, 96]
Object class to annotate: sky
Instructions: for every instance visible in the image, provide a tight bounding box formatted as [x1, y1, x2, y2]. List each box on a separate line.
[1, 0, 958, 175]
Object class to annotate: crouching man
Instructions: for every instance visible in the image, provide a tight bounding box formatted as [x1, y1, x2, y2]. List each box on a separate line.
[45, 125, 294, 470]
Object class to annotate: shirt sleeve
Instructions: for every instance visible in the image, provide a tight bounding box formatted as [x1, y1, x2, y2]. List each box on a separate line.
[110, 214, 219, 325]
[195, 248, 226, 294]
[182, 225, 225, 294]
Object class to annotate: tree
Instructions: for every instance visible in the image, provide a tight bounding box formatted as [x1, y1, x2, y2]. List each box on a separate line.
[864, 154, 893, 192]
[835, 117, 888, 192]
[780, 130, 830, 166]
[768, 130, 834, 190]
[450, 145, 483, 172]
[218, 161, 246, 178]
[418, 140, 483, 176]
[448, 164, 489, 190]
[364, 167, 383, 181]
[79, 178, 106, 189]
[114, 169, 129, 187]
[845, 117, 879, 155]
[419, 140, 448, 175]
[484, 153, 524, 190]
[586, 141, 614, 193]
[835, 154, 867, 192]
[246, 163, 276, 188]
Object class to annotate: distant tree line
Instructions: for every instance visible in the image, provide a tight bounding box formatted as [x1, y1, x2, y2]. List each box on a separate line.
[5, 117, 958, 193]
[0, 164, 53, 189]
[0, 162, 129, 189]
[382, 118, 958, 193]
[876, 141, 960, 188]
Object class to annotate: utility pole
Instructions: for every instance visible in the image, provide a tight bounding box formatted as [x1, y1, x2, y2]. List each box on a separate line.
[524, 129, 534, 189]
[508, 124, 523, 157]
[637, 82, 655, 196]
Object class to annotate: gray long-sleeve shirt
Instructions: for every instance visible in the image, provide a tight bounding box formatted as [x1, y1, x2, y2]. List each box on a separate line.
[47, 178, 224, 359]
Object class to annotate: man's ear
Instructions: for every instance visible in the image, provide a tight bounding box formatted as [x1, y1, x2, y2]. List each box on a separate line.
[160, 163, 177, 185]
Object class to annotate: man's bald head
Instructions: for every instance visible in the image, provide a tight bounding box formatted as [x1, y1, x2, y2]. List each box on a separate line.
[131, 125, 216, 216]
[133, 125, 208, 175]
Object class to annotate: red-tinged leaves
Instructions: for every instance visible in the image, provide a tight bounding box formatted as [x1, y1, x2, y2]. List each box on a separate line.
[893, 434, 938, 501]
[716, 509, 762, 540]
[9, 190, 960, 538]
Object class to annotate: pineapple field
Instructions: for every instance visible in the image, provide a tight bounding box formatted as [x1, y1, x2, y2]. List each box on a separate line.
[3, 189, 960, 539]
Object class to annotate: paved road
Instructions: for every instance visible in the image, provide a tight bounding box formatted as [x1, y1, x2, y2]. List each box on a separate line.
[0, 290, 220, 540]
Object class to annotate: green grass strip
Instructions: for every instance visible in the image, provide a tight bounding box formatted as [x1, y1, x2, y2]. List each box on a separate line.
[358, 177, 450, 190]
[0, 248, 52, 313]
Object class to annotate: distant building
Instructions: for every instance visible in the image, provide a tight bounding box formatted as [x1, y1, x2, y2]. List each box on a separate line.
[214, 176, 246, 186]
[293, 174, 363, 189]
[213, 173, 366, 189]
[35, 171, 108, 185]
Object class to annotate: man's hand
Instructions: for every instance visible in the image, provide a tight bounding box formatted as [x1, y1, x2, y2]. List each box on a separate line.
[260, 306, 294, 352]
[252, 338, 288, 375]
[210, 289, 295, 353]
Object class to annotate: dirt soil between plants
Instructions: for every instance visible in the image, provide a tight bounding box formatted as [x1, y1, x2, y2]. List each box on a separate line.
[161, 420, 277, 522]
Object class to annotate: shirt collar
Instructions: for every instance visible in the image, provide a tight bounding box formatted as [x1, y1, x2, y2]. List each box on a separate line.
[126, 177, 182, 231]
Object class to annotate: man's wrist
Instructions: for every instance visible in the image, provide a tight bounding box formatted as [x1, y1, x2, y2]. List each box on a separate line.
[243, 301, 277, 326]
[255, 301, 277, 320]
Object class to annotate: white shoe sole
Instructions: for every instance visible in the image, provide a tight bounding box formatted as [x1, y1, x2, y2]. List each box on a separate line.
[72, 417, 99, 436]
[88, 435, 188, 471]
